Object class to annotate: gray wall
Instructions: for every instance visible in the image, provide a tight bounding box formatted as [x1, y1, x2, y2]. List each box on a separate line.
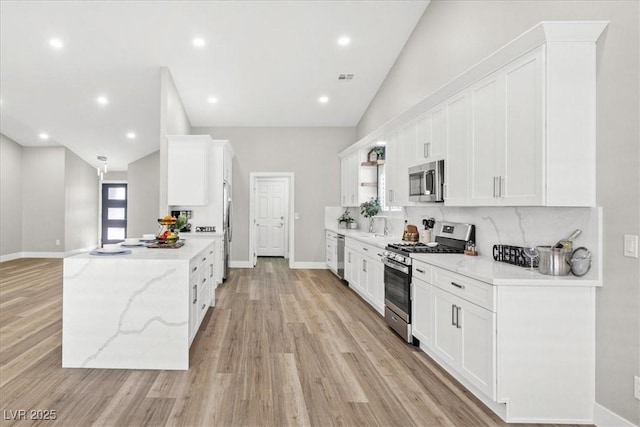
[357, 1, 640, 423]
[64, 149, 99, 252]
[0, 134, 23, 256]
[21, 147, 66, 253]
[127, 150, 160, 238]
[159, 67, 192, 216]
[192, 127, 355, 264]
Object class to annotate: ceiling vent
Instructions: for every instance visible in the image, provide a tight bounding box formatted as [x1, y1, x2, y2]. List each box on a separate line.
[338, 74, 355, 81]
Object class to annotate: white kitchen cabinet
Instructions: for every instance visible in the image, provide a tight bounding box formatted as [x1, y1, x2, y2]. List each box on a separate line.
[188, 242, 216, 344]
[431, 286, 496, 399]
[167, 138, 209, 206]
[385, 124, 413, 206]
[444, 90, 470, 206]
[411, 275, 432, 348]
[412, 104, 445, 165]
[325, 230, 338, 275]
[344, 237, 384, 315]
[468, 47, 544, 206]
[340, 151, 360, 207]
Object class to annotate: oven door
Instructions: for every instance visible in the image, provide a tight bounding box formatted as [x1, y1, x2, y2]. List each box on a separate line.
[383, 258, 411, 322]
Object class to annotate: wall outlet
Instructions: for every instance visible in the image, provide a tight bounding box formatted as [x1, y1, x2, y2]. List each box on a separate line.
[55, 239, 61, 246]
[634, 376, 640, 400]
[624, 235, 638, 258]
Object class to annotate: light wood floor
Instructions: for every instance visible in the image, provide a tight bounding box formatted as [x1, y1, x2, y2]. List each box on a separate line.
[0, 257, 589, 427]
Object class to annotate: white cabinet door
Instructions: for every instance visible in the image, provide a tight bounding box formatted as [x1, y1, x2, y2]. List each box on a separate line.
[344, 247, 354, 282]
[350, 251, 363, 294]
[459, 298, 496, 399]
[414, 105, 446, 165]
[188, 268, 200, 344]
[384, 128, 400, 206]
[469, 74, 504, 206]
[444, 90, 470, 206]
[168, 140, 208, 206]
[363, 255, 384, 314]
[349, 151, 360, 206]
[431, 287, 459, 367]
[340, 157, 348, 207]
[411, 277, 432, 348]
[502, 48, 544, 205]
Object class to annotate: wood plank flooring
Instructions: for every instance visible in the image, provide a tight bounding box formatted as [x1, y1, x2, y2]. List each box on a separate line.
[0, 257, 590, 427]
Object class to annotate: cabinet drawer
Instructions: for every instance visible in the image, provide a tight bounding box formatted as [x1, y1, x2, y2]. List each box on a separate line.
[326, 230, 337, 241]
[412, 261, 432, 283]
[432, 266, 495, 312]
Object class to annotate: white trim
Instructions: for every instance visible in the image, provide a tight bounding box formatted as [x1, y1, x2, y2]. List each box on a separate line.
[229, 260, 252, 268]
[291, 262, 327, 270]
[594, 403, 638, 427]
[1, 246, 97, 262]
[0, 252, 22, 263]
[249, 172, 295, 270]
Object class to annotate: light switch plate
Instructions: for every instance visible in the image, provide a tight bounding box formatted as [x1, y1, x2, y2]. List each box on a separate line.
[624, 235, 638, 258]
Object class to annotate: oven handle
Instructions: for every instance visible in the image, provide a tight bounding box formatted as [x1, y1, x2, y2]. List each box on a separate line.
[382, 257, 409, 275]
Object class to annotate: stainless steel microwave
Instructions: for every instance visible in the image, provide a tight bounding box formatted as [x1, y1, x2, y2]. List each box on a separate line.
[408, 160, 445, 202]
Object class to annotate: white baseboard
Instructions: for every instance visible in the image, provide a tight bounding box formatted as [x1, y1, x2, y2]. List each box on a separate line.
[1, 246, 97, 263]
[291, 262, 327, 269]
[594, 403, 638, 427]
[229, 260, 252, 268]
[0, 252, 22, 263]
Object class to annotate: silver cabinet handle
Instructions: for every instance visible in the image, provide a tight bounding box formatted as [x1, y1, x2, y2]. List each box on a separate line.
[193, 285, 197, 304]
[493, 176, 498, 198]
[416, 268, 425, 274]
[348, 253, 351, 263]
[451, 304, 456, 326]
[362, 247, 368, 251]
[456, 306, 462, 329]
[202, 303, 206, 310]
[500, 176, 504, 198]
[192, 266, 197, 272]
[451, 281, 465, 290]
[424, 142, 431, 158]
[202, 257, 206, 262]
[202, 277, 206, 284]
[363, 259, 367, 273]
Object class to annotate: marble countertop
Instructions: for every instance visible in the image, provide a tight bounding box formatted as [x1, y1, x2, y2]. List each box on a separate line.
[71, 238, 216, 261]
[325, 226, 402, 249]
[411, 253, 601, 287]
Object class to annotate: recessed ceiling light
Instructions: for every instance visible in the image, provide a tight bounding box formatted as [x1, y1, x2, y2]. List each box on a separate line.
[49, 38, 64, 49]
[126, 132, 136, 139]
[39, 132, 49, 140]
[207, 96, 218, 104]
[193, 38, 206, 47]
[376, 141, 386, 146]
[337, 36, 351, 46]
[96, 96, 108, 105]
[318, 96, 329, 104]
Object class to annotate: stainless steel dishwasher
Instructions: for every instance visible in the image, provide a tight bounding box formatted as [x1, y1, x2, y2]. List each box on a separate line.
[337, 234, 345, 281]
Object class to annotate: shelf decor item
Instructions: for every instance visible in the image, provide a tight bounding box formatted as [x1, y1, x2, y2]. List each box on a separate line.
[360, 197, 381, 233]
[338, 209, 355, 229]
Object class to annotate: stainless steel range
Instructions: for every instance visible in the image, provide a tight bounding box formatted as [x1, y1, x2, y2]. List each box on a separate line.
[382, 221, 475, 343]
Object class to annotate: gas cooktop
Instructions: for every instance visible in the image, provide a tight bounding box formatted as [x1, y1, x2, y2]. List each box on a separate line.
[387, 242, 464, 254]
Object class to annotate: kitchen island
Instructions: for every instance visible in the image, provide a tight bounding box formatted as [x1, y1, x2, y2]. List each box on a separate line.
[62, 238, 216, 370]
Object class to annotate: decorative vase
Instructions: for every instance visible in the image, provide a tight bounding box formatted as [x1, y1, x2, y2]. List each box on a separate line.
[368, 218, 375, 233]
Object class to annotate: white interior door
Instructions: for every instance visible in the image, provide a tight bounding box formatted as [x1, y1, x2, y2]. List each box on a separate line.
[256, 178, 287, 257]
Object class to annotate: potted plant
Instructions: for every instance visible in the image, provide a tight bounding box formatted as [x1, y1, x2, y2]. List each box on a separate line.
[360, 197, 381, 233]
[338, 209, 356, 229]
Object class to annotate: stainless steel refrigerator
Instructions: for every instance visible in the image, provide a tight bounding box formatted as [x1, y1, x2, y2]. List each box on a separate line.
[223, 181, 232, 280]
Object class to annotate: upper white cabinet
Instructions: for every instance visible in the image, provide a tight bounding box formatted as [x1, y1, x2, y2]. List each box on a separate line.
[340, 151, 360, 207]
[341, 21, 607, 208]
[444, 90, 470, 206]
[167, 137, 209, 206]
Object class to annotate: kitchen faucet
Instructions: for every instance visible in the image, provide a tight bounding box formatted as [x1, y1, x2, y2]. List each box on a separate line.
[372, 217, 388, 236]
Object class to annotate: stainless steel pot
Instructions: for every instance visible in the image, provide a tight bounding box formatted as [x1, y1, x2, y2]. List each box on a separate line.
[537, 246, 572, 276]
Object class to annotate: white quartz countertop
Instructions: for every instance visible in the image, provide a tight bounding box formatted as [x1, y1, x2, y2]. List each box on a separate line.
[325, 227, 401, 249]
[179, 231, 224, 237]
[410, 253, 602, 287]
[71, 239, 216, 261]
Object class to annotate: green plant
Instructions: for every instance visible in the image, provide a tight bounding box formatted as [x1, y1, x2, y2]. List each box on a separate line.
[175, 214, 188, 231]
[338, 209, 354, 223]
[360, 198, 381, 218]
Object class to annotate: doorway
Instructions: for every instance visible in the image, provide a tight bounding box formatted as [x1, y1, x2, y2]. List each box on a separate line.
[101, 183, 128, 245]
[249, 173, 294, 268]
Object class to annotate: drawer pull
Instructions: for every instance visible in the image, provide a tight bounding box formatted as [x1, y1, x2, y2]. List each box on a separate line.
[451, 281, 465, 290]
[192, 266, 198, 272]
[451, 304, 456, 326]
[362, 247, 368, 251]
[416, 268, 426, 274]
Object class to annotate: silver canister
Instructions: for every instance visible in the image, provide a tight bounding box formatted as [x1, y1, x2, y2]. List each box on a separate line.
[537, 246, 572, 276]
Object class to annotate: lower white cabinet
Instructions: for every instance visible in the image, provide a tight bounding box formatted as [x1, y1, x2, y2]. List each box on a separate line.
[325, 231, 338, 274]
[431, 286, 496, 399]
[411, 276, 433, 348]
[344, 237, 384, 315]
[188, 242, 216, 345]
[412, 258, 596, 423]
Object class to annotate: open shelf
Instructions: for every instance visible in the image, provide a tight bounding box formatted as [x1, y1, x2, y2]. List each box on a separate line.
[361, 160, 385, 166]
